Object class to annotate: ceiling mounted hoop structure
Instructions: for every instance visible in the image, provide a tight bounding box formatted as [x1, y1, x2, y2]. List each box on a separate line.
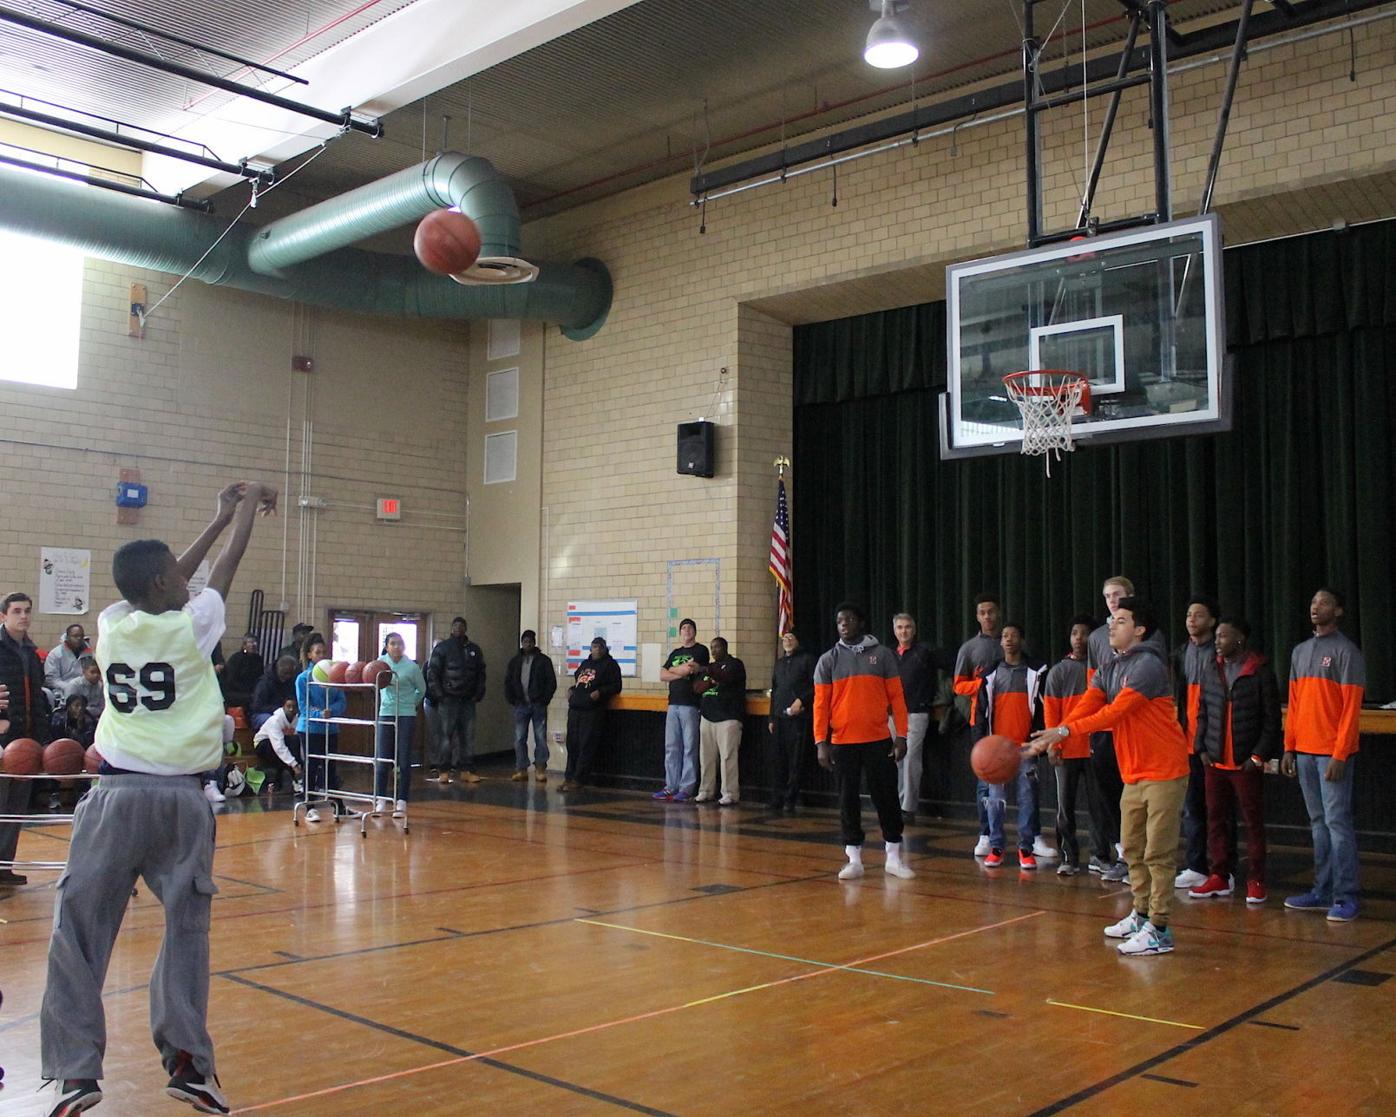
[1003, 370, 1092, 476]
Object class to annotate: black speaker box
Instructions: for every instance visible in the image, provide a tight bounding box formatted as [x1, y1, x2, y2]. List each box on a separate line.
[677, 420, 715, 477]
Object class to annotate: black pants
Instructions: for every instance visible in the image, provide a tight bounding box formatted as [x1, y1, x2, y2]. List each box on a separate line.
[565, 706, 606, 785]
[769, 715, 808, 807]
[832, 740, 903, 846]
[1087, 731, 1123, 860]
[1180, 751, 1209, 874]
[1054, 757, 1091, 866]
[255, 736, 301, 789]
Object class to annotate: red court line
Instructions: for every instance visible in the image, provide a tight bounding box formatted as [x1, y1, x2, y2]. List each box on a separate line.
[231, 910, 1043, 1113]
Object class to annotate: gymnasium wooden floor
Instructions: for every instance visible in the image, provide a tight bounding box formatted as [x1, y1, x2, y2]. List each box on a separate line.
[2, 773, 1394, 1116]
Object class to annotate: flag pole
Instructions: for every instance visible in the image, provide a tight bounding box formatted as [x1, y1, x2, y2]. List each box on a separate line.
[773, 456, 791, 659]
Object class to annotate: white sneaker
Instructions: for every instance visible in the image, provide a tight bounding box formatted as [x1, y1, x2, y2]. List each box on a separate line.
[1031, 837, 1059, 861]
[693, 792, 714, 803]
[292, 779, 304, 794]
[373, 797, 389, 815]
[1117, 921, 1174, 956]
[305, 808, 321, 823]
[392, 800, 406, 817]
[838, 845, 864, 880]
[203, 782, 225, 804]
[1174, 868, 1208, 890]
[718, 795, 737, 806]
[1116, 842, 1126, 864]
[1104, 910, 1148, 939]
[973, 835, 992, 857]
[884, 843, 915, 879]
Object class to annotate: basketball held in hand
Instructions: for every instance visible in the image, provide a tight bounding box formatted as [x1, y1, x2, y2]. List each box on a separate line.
[413, 210, 482, 276]
[971, 734, 1023, 785]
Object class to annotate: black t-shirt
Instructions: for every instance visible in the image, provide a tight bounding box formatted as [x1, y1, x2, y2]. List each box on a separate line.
[663, 643, 710, 707]
[700, 656, 747, 723]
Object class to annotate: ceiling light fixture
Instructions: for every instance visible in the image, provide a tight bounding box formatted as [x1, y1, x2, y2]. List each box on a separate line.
[864, 0, 919, 70]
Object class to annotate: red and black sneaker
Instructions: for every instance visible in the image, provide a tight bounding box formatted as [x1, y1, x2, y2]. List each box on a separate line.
[46, 1080, 103, 1116]
[984, 848, 1004, 868]
[1188, 873, 1233, 899]
[1018, 850, 1038, 871]
[166, 1052, 229, 1114]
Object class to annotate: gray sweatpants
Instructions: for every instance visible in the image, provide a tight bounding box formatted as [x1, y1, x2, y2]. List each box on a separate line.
[41, 773, 219, 1081]
[895, 712, 933, 813]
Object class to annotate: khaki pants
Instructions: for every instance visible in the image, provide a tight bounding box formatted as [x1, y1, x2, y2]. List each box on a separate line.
[699, 718, 742, 800]
[1120, 776, 1188, 926]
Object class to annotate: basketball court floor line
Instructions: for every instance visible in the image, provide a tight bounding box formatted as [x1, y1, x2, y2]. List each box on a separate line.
[1027, 931, 1396, 1114]
[574, 917, 996, 994]
[220, 974, 677, 1117]
[1043, 998, 1204, 1030]
[228, 911, 1045, 1113]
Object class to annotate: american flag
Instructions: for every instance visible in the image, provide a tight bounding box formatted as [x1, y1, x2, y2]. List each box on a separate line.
[768, 478, 793, 635]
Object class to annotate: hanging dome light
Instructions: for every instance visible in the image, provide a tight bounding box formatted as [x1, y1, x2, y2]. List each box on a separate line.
[864, 1, 919, 70]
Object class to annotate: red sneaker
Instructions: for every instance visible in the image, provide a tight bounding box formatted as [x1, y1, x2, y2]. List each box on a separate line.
[1018, 850, 1037, 870]
[1246, 880, 1267, 905]
[984, 848, 1004, 868]
[1188, 873, 1233, 899]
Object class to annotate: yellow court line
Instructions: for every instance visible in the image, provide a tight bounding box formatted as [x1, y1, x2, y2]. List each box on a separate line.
[1046, 998, 1204, 1030]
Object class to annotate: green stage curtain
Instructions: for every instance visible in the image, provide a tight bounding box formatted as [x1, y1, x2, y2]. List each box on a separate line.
[791, 220, 1396, 698]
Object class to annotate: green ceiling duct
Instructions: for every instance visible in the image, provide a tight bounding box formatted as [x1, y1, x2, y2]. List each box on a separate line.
[0, 158, 611, 338]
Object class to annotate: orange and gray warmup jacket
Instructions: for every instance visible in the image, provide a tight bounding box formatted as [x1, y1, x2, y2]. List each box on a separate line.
[1172, 638, 1215, 750]
[1285, 631, 1365, 761]
[1043, 654, 1090, 760]
[1086, 623, 1169, 682]
[952, 632, 1002, 725]
[814, 635, 908, 745]
[971, 659, 1046, 744]
[1063, 641, 1189, 784]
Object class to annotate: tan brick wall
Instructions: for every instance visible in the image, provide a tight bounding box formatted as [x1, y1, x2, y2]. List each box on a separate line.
[0, 257, 471, 659]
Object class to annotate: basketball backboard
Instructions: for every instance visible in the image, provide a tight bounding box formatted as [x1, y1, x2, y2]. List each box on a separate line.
[940, 215, 1229, 459]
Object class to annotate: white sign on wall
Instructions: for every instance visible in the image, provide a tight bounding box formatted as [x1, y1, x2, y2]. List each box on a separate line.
[566, 600, 637, 677]
[38, 547, 91, 615]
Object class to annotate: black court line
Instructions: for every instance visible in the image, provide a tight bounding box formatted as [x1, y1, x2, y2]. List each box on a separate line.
[1247, 1019, 1300, 1031]
[434, 926, 467, 936]
[1028, 932, 1396, 1114]
[1141, 1074, 1198, 1088]
[272, 951, 304, 961]
[222, 973, 678, 1116]
[214, 873, 283, 896]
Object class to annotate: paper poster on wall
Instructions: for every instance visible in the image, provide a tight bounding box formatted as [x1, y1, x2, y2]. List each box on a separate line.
[187, 559, 211, 597]
[566, 600, 638, 677]
[38, 547, 91, 614]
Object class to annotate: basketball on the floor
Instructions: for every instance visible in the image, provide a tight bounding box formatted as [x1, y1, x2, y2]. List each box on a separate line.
[971, 734, 1022, 784]
[344, 661, 365, 684]
[84, 745, 104, 774]
[1, 737, 43, 775]
[413, 209, 481, 276]
[311, 660, 333, 683]
[43, 738, 85, 776]
[327, 660, 348, 683]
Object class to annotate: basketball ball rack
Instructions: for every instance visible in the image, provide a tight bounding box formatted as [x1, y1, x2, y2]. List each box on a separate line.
[0, 771, 102, 873]
[293, 665, 409, 837]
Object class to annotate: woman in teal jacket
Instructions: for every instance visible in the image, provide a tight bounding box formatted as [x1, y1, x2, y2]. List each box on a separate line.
[295, 632, 346, 821]
[374, 632, 426, 814]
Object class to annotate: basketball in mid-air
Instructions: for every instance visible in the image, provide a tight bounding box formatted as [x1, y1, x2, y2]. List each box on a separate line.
[413, 209, 482, 276]
[971, 734, 1023, 785]
[43, 738, 86, 776]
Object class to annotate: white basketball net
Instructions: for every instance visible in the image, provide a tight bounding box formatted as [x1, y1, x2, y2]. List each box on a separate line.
[1003, 372, 1089, 477]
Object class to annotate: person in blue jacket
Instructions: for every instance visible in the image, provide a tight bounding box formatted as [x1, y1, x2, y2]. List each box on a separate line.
[295, 632, 345, 822]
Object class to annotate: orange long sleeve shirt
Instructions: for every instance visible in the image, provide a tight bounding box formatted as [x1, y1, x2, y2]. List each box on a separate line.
[1285, 631, 1365, 761]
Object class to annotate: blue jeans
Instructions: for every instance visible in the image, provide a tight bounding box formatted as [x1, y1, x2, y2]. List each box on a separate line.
[977, 753, 1040, 852]
[664, 705, 701, 793]
[513, 704, 549, 769]
[1296, 752, 1359, 906]
[374, 717, 415, 802]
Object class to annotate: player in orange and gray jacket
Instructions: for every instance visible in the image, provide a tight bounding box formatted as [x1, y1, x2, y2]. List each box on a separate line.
[1279, 588, 1365, 919]
[814, 602, 913, 879]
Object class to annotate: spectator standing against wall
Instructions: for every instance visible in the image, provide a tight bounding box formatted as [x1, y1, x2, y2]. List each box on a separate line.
[768, 630, 815, 813]
[505, 630, 558, 783]
[426, 617, 486, 784]
[654, 619, 709, 803]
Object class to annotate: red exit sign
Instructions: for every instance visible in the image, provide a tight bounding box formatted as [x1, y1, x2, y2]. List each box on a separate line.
[376, 497, 401, 521]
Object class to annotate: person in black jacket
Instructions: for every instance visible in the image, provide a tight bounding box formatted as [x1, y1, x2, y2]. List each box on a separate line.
[1, 591, 51, 884]
[505, 630, 558, 783]
[221, 635, 265, 710]
[426, 616, 487, 784]
[249, 656, 299, 732]
[695, 637, 747, 806]
[891, 613, 952, 823]
[768, 630, 815, 813]
[561, 637, 622, 791]
[1187, 617, 1282, 904]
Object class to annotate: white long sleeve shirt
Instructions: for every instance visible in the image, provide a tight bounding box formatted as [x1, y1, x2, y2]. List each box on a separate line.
[252, 706, 299, 768]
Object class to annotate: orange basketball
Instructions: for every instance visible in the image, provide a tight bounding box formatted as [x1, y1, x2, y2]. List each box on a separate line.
[84, 745, 104, 774]
[327, 660, 349, 684]
[44, 738, 86, 776]
[413, 209, 482, 276]
[344, 661, 365, 684]
[971, 734, 1023, 784]
[1, 737, 44, 775]
[363, 660, 393, 687]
